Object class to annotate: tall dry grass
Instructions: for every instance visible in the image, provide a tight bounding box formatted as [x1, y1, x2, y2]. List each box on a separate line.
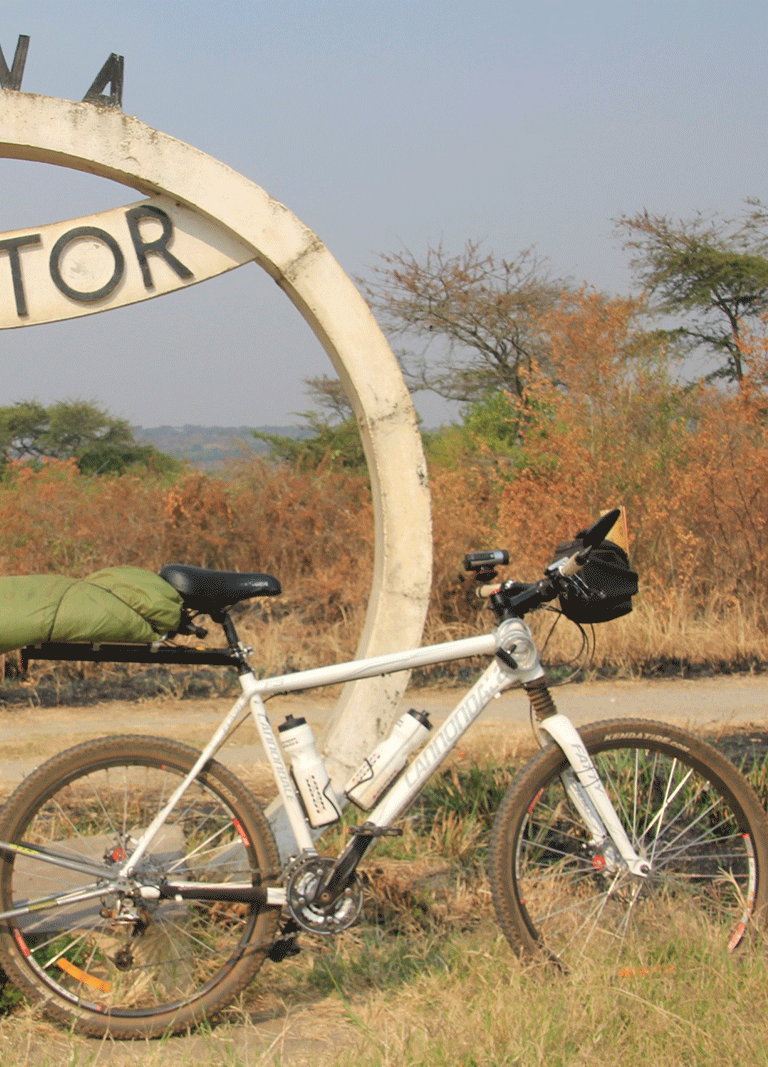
[2, 750, 768, 1066]
[0, 458, 374, 686]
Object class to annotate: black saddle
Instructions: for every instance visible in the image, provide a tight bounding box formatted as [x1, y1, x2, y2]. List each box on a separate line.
[159, 564, 281, 615]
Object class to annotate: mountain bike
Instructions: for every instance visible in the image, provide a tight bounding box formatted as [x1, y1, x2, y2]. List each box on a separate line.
[0, 509, 765, 1039]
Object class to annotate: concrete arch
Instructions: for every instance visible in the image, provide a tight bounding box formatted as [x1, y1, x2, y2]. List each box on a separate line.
[0, 92, 432, 777]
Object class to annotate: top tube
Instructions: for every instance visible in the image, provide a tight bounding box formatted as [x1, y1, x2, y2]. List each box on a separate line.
[251, 633, 498, 697]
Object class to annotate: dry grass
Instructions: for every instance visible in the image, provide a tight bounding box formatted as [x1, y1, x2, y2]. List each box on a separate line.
[2, 747, 768, 1066]
[570, 597, 768, 678]
[4, 905, 766, 1067]
[323, 928, 768, 1067]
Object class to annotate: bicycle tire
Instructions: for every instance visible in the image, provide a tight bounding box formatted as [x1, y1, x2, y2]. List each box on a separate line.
[489, 719, 768, 969]
[0, 735, 281, 1039]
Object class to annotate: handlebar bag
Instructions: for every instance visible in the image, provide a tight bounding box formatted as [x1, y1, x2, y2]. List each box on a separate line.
[0, 567, 183, 654]
[551, 537, 638, 624]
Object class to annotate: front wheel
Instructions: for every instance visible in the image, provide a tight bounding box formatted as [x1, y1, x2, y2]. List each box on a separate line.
[0, 736, 281, 1039]
[489, 719, 768, 969]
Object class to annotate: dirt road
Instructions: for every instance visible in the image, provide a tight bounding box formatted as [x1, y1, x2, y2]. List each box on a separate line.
[1, 673, 767, 793]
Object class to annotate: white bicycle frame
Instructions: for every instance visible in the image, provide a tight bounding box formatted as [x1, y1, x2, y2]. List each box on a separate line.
[124, 615, 649, 889]
[0, 614, 649, 923]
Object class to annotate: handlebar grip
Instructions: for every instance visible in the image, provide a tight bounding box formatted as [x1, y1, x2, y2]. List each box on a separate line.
[476, 582, 503, 598]
[557, 552, 583, 577]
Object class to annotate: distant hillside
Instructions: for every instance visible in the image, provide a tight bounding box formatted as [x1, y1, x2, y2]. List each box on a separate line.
[134, 424, 308, 469]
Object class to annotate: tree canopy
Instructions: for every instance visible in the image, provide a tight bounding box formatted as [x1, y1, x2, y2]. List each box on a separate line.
[257, 202, 768, 472]
[252, 376, 365, 470]
[0, 400, 180, 475]
[360, 241, 567, 404]
[615, 201, 768, 385]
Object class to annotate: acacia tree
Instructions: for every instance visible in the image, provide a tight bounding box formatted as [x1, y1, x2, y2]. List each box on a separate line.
[360, 241, 567, 403]
[615, 202, 768, 386]
[0, 399, 179, 475]
[252, 376, 366, 469]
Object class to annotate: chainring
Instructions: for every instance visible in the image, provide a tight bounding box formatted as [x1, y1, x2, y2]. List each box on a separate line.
[285, 856, 363, 935]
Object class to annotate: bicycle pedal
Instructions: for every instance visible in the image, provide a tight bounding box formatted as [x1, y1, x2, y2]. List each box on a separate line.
[268, 936, 301, 962]
[348, 824, 403, 837]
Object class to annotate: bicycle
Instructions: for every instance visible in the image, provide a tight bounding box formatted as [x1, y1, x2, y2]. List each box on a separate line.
[0, 508, 765, 1039]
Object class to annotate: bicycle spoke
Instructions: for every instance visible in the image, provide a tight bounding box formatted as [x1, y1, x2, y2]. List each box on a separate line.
[0, 737, 279, 1038]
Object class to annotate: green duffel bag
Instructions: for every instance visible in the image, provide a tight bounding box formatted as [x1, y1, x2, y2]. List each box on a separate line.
[0, 566, 183, 653]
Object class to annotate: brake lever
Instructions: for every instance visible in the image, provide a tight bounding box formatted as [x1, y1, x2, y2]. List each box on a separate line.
[546, 555, 594, 601]
[558, 572, 592, 599]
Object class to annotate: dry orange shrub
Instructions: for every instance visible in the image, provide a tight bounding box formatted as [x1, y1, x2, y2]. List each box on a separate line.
[428, 291, 768, 672]
[2, 296, 768, 685]
[0, 458, 374, 678]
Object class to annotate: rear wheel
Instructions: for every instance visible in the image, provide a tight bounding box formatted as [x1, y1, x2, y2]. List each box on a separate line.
[489, 719, 768, 969]
[0, 736, 280, 1038]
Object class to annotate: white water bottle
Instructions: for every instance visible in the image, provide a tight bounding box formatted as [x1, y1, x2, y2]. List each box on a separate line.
[345, 709, 432, 811]
[279, 715, 342, 827]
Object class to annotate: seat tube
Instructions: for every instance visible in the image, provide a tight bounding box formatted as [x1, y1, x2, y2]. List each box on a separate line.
[238, 671, 316, 854]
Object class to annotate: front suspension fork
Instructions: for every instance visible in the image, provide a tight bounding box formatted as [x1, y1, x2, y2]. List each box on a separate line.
[525, 680, 650, 878]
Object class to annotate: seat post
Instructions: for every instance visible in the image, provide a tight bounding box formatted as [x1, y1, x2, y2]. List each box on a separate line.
[213, 610, 250, 672]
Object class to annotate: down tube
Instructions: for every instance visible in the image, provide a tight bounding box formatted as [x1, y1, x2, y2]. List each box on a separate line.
[366, 657, 511, 829]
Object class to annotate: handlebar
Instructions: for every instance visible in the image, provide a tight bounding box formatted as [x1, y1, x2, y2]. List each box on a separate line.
[466, 508, 622, 620]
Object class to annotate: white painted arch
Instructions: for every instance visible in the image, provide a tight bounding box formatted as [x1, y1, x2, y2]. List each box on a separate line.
[0, 91, 433, 780]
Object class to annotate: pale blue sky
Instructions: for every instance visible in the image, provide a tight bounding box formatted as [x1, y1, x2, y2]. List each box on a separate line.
[0, 0, 765, 427]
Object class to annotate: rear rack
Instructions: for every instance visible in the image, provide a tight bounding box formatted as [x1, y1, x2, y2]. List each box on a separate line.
[21, 643, 241, 670]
